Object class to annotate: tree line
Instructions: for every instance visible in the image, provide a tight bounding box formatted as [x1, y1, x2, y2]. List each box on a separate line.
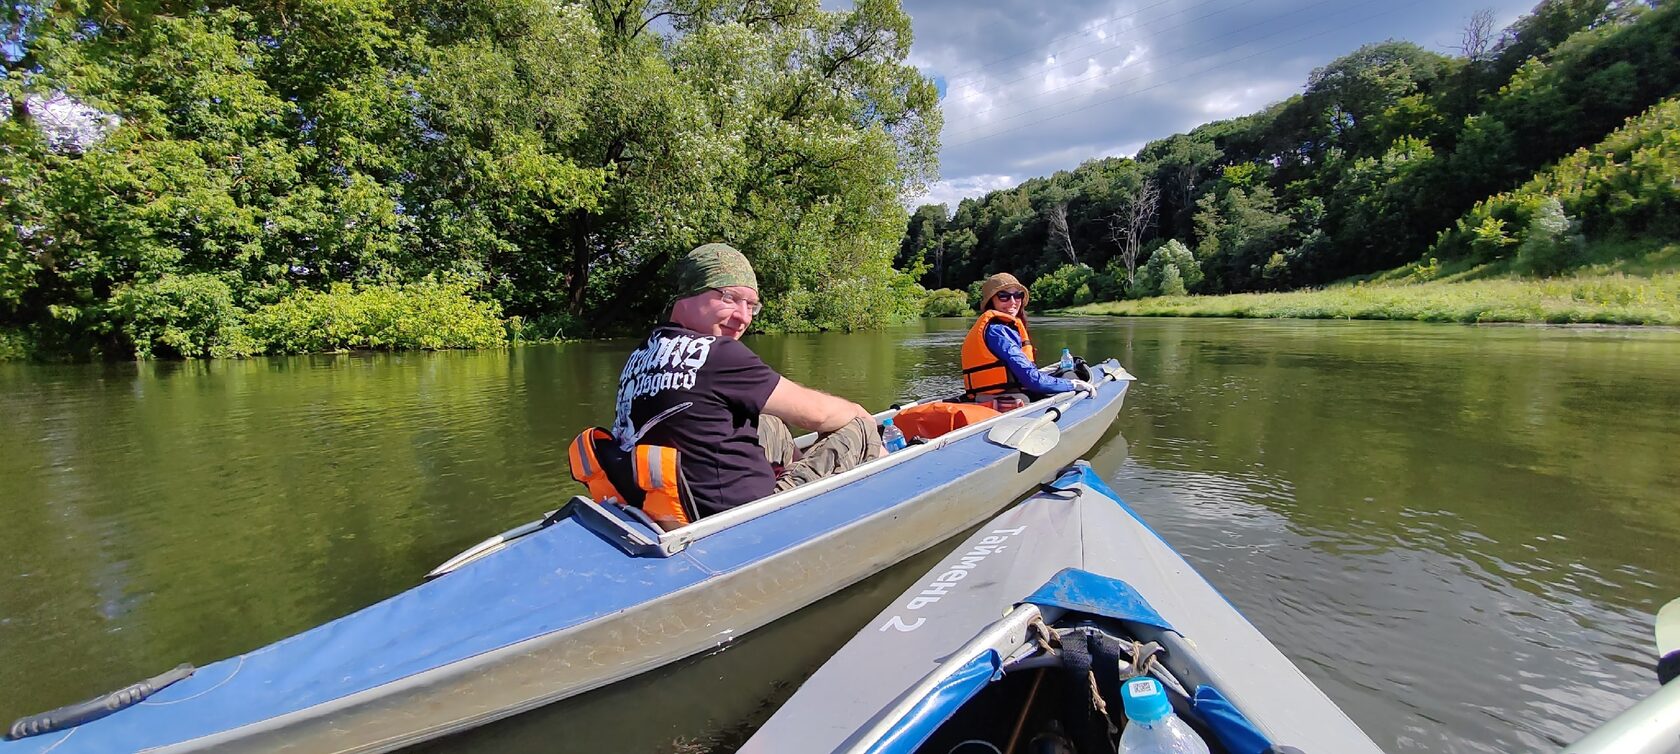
[899, 0, 1680, 309]
[1, 0, 940, 359]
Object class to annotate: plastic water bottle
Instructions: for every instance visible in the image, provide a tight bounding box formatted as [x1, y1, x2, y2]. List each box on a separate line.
[881, 417, 907, 453]
[1118, 677, 1210, 754]
[1059, 347, 1074, 372]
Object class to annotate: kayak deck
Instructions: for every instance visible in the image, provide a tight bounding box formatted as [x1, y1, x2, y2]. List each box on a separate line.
[744, 462, 1386, 754]
[3, 364, 1134, 754]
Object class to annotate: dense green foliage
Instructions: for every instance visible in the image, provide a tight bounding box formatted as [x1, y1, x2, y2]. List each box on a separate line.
[1134, 240, 1201, 297]
[1433, 96, 1680, 265]
[900, 0, 1680, 301]
[920, 287, 971, 317]
[245, 282, 507, 354]
[1, 0, 939, 358]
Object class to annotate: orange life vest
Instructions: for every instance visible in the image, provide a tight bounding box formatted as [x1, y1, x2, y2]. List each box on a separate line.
[961, 310, 1035, 397]
[892, 402, 1002, 442]
[567, 428, 696, 531]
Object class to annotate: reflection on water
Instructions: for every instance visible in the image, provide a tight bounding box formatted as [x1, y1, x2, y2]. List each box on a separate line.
[2, 318, 1677, 754]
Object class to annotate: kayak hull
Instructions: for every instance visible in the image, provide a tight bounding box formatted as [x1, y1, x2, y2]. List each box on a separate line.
[744, 461, 1386, 754]
[3, 364, 1133, 754]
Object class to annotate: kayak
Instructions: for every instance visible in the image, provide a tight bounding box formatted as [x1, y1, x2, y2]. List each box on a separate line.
[1, 361, 1134, 754]
[742, 461, 1387, 754]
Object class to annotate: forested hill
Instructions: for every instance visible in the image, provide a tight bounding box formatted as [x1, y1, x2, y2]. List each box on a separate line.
[1, 0, 940, 360]
[900, 0, 1680, 309]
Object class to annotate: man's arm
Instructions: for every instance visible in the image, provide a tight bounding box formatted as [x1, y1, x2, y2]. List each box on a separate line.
[763, 376, 874, 433]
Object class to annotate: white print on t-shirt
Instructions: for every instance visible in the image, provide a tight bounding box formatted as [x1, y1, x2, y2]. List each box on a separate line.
[612, 332, 715, 450]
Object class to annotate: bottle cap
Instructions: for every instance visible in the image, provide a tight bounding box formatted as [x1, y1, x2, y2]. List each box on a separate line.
[883, 417, 894, 426]
[1119, 676, 1171, 724]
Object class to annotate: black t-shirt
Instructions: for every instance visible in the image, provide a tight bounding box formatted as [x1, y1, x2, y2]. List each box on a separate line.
[611, 324, 781, 517]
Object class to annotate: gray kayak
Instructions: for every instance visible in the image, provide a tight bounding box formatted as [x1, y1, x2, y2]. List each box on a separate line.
[2, 364, 1133, 754]
[743, 461, 1387, 754]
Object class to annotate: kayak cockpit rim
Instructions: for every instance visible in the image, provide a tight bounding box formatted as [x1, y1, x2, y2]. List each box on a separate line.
[428, 361, 1134, 571]
[660, 359, 1132, 555]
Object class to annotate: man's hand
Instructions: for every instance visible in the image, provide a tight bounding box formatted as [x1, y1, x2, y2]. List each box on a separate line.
[1068, 379, 1096, 397]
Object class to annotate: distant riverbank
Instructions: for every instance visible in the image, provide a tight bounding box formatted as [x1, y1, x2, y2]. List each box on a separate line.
[1065, 268, 1680, 326]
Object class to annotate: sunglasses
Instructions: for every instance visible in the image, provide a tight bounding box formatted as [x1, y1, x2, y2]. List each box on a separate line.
[994, 291, 1026, 302]
[713, 288, 763, 315]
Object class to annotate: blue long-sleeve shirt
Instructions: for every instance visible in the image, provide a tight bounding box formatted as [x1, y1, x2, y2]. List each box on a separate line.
[984, 323, 1076, 396]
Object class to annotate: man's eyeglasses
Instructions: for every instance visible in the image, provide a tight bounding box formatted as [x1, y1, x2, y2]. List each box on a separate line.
[994, 291, 1026, 302]
[714, 288, 763, 315]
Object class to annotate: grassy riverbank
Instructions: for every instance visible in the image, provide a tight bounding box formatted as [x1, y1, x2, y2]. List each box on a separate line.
[1065, 244, 1680, 326]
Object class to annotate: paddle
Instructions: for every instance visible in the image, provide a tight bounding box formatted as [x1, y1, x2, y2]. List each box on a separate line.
[1558, 596, 1680, 753]
[987, 406, 1063, 457]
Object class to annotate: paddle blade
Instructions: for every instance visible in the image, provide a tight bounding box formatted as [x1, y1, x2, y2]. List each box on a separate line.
[986, 415, 1061, 457]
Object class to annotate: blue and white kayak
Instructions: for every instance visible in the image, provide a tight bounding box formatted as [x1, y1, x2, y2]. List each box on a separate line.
[1, 362, 1134, 754]
[742, 461, 1387, 754]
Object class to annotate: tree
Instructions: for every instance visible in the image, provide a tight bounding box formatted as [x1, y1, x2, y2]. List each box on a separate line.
[1107, 178, 1160, 286]
[1047, 202, 1077, 265]
[1459, 9, 1498, 61]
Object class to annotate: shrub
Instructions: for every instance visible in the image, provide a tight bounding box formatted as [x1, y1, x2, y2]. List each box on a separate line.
[1159, 265, 1187, 296]
[922, 288, 972, 317]
[0, 328, 29, 361]
[1029, 264, 1093, 308]
[1133, 240, 1202, 297]
[1516, 196, 1583, 274]
[245, 281, 507, 353]
[966, 279, 987, 311]
[1407, 257, 1442, 283]
[112, 274, 257, 359]
[1468, 216, 1519, 260]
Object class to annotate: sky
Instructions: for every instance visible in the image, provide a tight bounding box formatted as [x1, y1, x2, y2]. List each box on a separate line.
[899, 0, 1544, 210]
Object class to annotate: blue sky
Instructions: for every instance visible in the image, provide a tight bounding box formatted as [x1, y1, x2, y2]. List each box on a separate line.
[900, 0, 1544, 209]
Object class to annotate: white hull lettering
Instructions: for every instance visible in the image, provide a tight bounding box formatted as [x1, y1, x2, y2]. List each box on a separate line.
[875, 525, 1027, 633]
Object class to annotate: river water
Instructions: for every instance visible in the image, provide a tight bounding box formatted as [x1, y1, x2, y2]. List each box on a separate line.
[1, 317, 1676, 753]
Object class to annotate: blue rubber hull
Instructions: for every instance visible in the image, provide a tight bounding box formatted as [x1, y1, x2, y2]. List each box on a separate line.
[3, 365, 1132, 754]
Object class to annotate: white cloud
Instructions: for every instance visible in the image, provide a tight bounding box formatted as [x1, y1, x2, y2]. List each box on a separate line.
[1194, 78, 1298, 118]
[912, 174, 1021, 210]
[902, 0, 1546, 207]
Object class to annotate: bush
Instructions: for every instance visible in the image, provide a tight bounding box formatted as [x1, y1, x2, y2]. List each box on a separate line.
[966, 279, 987, 311]
[1029, 264, 1093, 308]
[922, 288, 972, 317]
[1133, 240, 1202, 297]
[1159, 265, 1187, 296]
[112, 274, 257, 359]
[245, 281, 507, 353]
[0, 328, 29, 361]
[1516, 196, 1583, 274]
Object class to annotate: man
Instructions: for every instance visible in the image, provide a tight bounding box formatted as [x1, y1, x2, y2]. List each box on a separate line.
[610, 243, 882, 521]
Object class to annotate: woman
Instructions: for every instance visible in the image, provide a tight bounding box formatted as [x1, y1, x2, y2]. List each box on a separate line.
[960, 272, 1094, 400]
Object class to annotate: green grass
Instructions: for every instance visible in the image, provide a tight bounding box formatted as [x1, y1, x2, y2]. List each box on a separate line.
[1066, 243, 1680, 326]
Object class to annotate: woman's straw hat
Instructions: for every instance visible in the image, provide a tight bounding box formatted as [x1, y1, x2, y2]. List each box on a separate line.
[979, 272, 1028, 310]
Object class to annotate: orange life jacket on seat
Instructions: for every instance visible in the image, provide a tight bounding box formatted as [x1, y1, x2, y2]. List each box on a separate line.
[891, 402, 1002, 442]
[961, 310, 1035, 397]
[567, 428, 697, 531]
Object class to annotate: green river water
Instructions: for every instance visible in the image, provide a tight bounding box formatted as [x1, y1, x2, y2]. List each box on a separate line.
[2, 317, 1677, 753]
